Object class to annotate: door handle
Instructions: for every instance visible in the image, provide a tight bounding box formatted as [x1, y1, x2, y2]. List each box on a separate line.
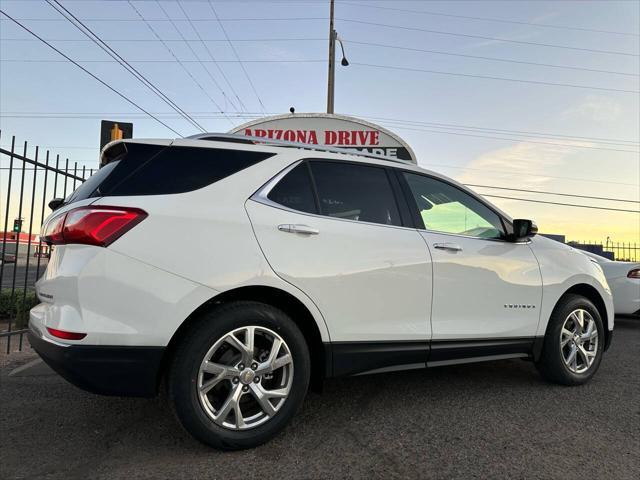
[278, 224, 320, 235]
[433, 242, 462, 252]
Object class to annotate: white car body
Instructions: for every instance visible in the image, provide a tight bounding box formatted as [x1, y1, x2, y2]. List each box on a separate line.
[580, 251, 639, 315]
[28, 136, 614, 397]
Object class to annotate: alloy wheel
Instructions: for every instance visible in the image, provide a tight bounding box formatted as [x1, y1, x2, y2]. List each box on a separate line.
[559, 309, 598, 374]
[197, 326, 294, 430]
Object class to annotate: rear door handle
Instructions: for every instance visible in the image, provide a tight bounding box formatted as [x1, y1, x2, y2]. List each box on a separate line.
[433, 242, 462, 252]
[278, 224, 319, 235]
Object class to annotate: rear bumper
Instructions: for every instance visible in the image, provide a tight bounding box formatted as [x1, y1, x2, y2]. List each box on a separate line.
[28, 330, 164, 397]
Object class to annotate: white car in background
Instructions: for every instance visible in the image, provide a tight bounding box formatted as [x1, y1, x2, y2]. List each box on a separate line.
[580, 251, 640, 316]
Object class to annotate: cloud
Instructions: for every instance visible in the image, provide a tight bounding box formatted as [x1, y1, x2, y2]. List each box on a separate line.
[456, 139, 594, 187]
[562, 95, 623, 123]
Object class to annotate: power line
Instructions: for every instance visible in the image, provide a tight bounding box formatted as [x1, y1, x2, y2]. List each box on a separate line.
[3, 109, 636, 147]
[45, 0, 207, 133]
[375, 119, 639, 149]
[207, 0, 267, 114]
[423, 163, 638, 188]
[154, 1, 237, 112]
[339, 18, 640, 57]
[362, 115, 639, 146]
[0, 10, 184, 137]
[1, 59, 325, 64]
[173, 0, 248, 112]
[0, 37, 327, 42]
[0, 16, 329, 22]
[126, 0, 232, 125]
[0, 112, 266, 119]
[378, 121, 638, 153]
[156, 0, 242, 113]
[5, 37, 635, 79]
[341, 1, 640, 37]
[346, 40, 639, 78]
[464, 184, 639, 204]
[480, 194, 640, 213]
[352, 62, 640, 96]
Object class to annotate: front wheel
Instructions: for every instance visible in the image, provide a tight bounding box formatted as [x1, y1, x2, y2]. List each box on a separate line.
[536, 294, 604, 386]
[168, 301, 310, 450]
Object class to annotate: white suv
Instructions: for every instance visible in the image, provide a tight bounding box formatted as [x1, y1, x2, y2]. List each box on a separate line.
[29, 134, 614, 449]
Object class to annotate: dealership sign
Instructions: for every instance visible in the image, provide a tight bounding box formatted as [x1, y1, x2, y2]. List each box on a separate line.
[229, 113, 417, 164]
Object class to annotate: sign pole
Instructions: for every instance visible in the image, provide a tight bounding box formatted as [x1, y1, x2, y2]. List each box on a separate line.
[326, 0, 335, 114]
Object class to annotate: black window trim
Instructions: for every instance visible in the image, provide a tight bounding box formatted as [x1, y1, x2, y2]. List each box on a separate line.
[395, 167, 515, 243]
[252, 158, 416, 231]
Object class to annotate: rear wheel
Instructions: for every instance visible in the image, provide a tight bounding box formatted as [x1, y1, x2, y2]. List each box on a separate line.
[168, 301, 310, 450]
[536, 294, 604, 386]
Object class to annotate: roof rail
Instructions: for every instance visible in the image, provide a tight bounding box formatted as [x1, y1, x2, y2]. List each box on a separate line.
[186, 132, 413, 165]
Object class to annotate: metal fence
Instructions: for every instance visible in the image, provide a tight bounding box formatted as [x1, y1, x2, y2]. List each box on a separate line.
[569, 241, 639, 262]
[1, 131, 95, 353]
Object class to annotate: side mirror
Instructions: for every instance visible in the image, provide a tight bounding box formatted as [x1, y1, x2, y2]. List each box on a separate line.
[511, 219, 538, 241]
[48, 198, 64, 211]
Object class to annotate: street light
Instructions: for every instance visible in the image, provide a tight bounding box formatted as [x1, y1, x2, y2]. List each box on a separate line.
[337, 34, 349, 66]
[326, 0, 349, 113]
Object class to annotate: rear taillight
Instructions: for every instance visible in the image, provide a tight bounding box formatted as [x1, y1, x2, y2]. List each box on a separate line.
[628, 269, 640, 279]
[47, 327, 87, 340]
[41, 206, 147, 247]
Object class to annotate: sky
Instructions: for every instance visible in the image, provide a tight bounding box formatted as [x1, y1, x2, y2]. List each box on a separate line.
[0, 0, 639, 243]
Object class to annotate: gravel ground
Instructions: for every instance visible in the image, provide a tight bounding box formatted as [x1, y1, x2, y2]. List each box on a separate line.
[1, 317, 638, 480]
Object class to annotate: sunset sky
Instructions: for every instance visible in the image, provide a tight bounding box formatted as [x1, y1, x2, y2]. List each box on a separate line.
[1, 0, 638, 242]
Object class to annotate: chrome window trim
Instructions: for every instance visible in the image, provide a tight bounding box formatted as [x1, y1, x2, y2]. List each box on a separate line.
[251, 158, 532, 243]
[250, 160, 419, 233]
[416, 227, 531, 245]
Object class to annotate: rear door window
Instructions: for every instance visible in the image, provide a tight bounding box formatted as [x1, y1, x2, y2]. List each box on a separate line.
[309, 161, 402, 226]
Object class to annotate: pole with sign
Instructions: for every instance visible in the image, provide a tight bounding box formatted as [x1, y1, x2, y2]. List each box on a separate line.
[100, 120, 133, 150]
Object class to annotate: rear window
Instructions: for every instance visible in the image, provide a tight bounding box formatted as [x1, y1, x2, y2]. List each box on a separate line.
[66, 143, 273, 202]
[64, 160, 120, 204]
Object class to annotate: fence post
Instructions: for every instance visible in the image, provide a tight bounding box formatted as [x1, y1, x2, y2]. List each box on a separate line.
[0, 136, 16, 296]
[35, 150, 50, 279]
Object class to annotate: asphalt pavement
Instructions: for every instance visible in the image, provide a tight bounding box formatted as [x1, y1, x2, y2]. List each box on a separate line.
[0, 259, 47, 290]
[1, 317, 638, 480]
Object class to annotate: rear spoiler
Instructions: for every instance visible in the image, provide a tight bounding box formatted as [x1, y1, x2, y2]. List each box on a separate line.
[99, 139, 175, 167]
[100, 140, 128, 167]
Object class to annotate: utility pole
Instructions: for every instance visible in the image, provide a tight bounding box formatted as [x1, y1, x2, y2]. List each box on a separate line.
[326, 0, 336, 114]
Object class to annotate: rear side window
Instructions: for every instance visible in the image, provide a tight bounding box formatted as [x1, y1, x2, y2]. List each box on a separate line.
[63, 160, 121, 204]
[267, 163, 318, 214]
[102, 145, 273, 196]
[310, 161, 401, 226]
[65, 143, 273, 202]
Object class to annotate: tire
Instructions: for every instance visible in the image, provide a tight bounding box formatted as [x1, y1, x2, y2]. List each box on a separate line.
[168, 301, 310, 450]
[536, 294, 604, 386]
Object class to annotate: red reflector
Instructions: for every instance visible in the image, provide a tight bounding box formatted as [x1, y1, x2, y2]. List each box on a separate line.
[41, 206, 147, 247]
[47, 327, 87, 340]
[628, 269, 640, 279]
